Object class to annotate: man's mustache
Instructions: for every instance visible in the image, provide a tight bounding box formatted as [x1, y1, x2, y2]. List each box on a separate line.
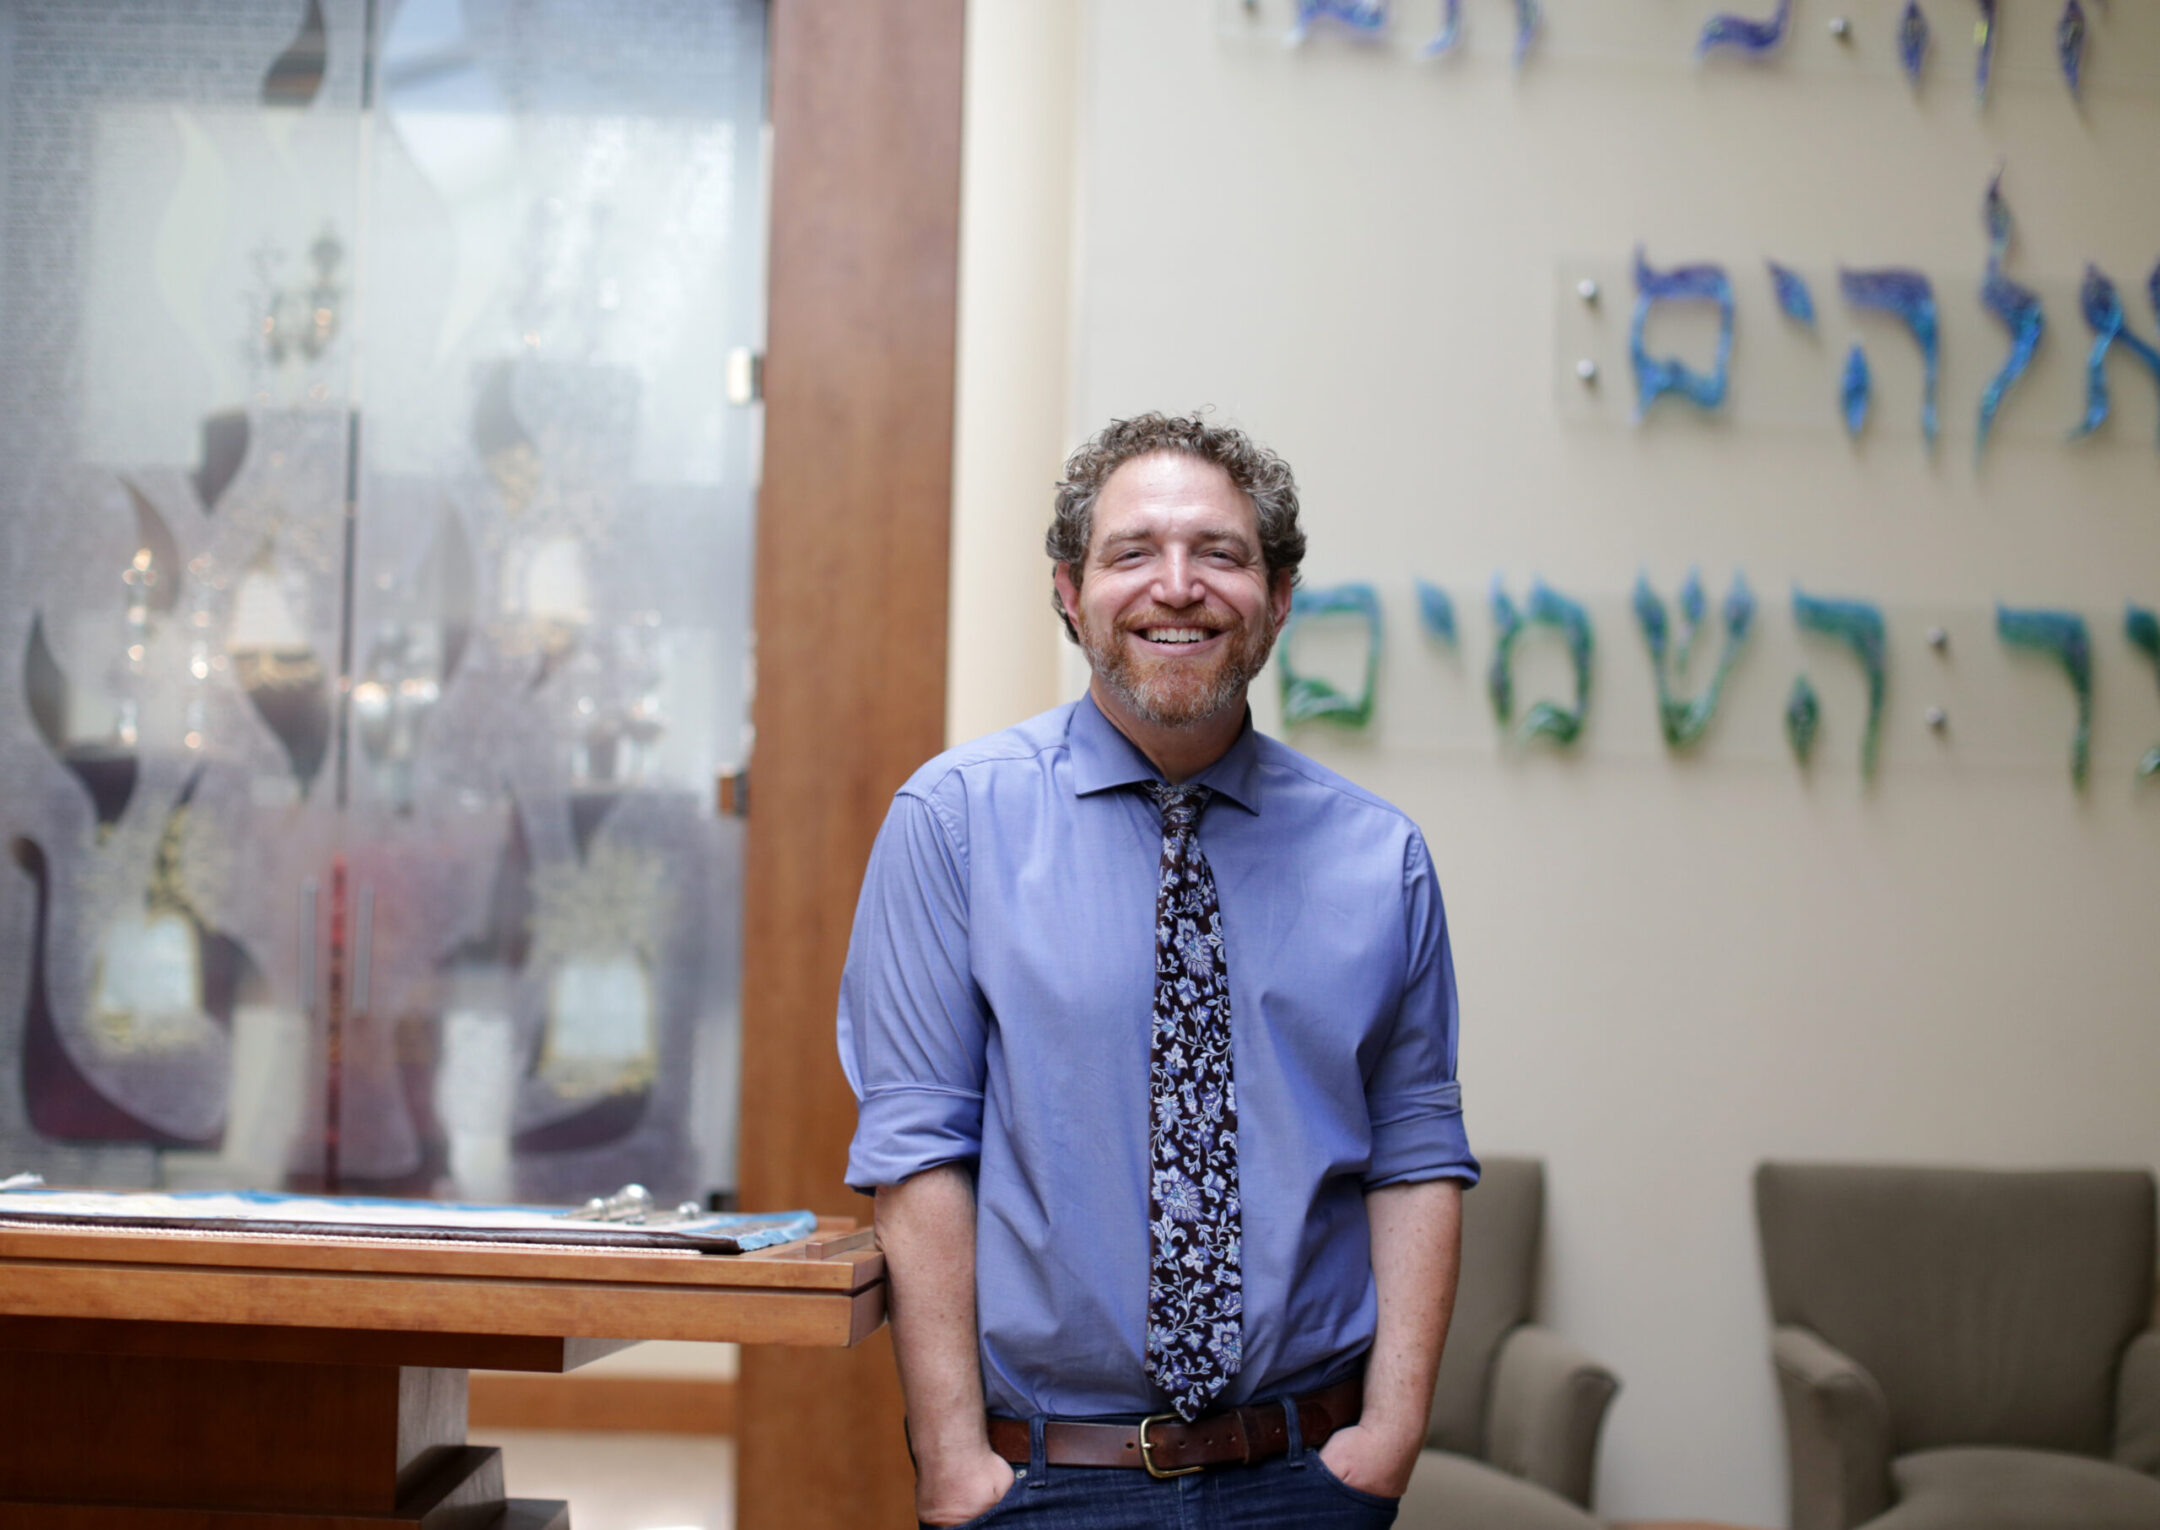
[1117, 613, 1234, 634]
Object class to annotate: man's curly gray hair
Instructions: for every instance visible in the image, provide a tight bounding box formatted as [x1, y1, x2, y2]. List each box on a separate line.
[1046, 413, 1307, 642]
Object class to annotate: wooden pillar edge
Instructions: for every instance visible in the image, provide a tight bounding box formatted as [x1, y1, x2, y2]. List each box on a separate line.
[737, 1, 966, 1527]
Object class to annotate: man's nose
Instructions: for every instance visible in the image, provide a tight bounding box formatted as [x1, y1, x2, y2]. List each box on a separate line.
[1152, 548, 1203, 606]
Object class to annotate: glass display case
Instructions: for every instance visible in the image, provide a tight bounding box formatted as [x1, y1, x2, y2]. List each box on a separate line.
[0, 0, 766, 1204]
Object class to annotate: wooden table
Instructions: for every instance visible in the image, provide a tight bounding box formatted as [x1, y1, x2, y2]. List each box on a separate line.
[0, 1217, 884, 1528]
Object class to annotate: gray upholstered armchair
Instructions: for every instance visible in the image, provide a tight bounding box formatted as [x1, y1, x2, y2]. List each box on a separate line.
[1755, 1162, 2160, 1530]
[1398, 1157, 1620, 1530]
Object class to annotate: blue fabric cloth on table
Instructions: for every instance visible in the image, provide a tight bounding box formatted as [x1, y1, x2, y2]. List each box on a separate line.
[0, 1187, 818, 1253]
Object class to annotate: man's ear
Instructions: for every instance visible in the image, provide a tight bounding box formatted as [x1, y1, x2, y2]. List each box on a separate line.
[1053, 560, 1084, 632]
[1268, 570, 1295, 635]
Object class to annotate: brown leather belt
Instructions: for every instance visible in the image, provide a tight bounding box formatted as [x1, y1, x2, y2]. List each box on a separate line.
[986, 1377, 1362, 1479]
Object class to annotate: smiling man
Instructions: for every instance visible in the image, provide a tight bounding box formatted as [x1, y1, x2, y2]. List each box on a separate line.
[839, 414, 1478, 1529]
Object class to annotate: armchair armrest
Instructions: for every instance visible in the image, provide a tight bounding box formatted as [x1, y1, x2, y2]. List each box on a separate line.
[1772, 1324, 1893, 1530]
[1484, 1323, 1619, 1509]
[2116, 1328, 2160, 1476]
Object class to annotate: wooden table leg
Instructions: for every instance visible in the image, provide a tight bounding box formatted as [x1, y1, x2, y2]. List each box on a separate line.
[0, 1336, 568, 1528]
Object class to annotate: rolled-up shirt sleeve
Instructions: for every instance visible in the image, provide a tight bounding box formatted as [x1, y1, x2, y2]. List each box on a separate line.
[1363, 830, 1480, 1190]
[838, 786, 989, 1193]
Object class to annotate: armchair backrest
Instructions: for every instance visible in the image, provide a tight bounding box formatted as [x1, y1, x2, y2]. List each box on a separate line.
[1755, 1162, 2157, 1457]
[1426, 1155, 1541, 1456]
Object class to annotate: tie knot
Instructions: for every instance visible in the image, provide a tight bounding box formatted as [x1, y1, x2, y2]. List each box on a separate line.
[1146, 782, 1210, 830]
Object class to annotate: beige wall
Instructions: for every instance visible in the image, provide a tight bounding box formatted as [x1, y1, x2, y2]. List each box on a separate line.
[946, 0, 1084, 746]
[951, 1, 2160, 1522]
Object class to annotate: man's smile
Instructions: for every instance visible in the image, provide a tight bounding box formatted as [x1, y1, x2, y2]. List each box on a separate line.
[1129, 623, 1227, 649]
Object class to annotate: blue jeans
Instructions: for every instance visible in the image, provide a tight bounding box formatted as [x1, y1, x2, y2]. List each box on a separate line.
[925, 1405, 1400, 1530]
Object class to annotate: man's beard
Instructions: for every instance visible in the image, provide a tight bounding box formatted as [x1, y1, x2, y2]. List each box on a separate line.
[1076, 605, 1278, 730]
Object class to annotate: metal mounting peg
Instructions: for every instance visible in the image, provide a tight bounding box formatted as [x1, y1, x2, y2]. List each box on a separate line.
[569, 1184, 656, 1223]
[1575, 358, 1599, 384]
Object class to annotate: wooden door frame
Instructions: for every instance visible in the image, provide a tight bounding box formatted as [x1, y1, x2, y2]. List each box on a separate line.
[737, 2, 967, 1527]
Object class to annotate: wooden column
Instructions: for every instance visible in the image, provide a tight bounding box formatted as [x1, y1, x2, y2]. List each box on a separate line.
[738, 2, 965, 1528]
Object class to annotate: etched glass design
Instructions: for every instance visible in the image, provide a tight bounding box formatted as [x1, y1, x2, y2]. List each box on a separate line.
[0, 0, 766, 1205]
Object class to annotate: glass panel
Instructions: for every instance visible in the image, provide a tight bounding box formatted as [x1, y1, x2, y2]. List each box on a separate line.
[344, 0, 763, 1203]
[0, 0, 366, 1189]
[0, 0, 764, 1206]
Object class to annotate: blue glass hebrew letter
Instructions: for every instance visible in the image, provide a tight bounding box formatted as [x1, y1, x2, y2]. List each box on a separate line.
[1513, 0, 1541, 65]
[2058, 0, 2086, 97]
[1489, 578, 1594, 746]
[1840, 267, 1939, 445]
[1768, 261, 1816, 327]
[1793, 589, 1888, 778]
[1289, 0, 1390, 46]
[1422, 0, 1463, 54]
[1631, 248, 1734, 418]
[1974, 0, 1997, 100]
[1898, 1, 1931, 85]
[1786, 675, 1822, 766]
[1415, 580, 1458, 644]
[1633, 569, 1756, 749]
[2127, 604, 2160, 778]
[2070, 266, 2160, 444]
[1978, 173, 2045, 456]
[1841, 345, 1871, 437]
[1422, 0, 1537, 63]
[1698, 0, 1792, 58]
[1279, 583, 1383, 727]
[1997, 605, 2093, 787]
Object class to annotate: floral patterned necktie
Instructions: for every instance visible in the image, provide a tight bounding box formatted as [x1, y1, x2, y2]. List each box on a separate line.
[1142, 782, 1242, 1422]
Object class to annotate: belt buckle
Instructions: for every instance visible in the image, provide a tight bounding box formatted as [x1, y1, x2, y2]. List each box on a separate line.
[1137, 1413, 1204, 1480]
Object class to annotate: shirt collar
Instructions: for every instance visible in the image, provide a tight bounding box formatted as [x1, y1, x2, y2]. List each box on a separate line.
[1067, 691, 1263, 815]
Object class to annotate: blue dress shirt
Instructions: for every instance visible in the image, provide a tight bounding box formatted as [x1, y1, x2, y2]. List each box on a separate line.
[838, 695, 1478, 1420]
